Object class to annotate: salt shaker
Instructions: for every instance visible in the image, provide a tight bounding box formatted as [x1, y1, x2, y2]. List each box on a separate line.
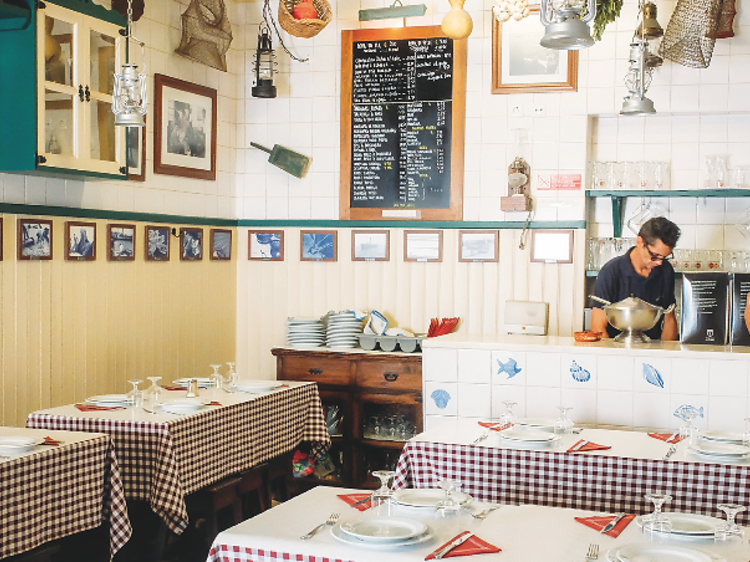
[186, 378, 199, 398]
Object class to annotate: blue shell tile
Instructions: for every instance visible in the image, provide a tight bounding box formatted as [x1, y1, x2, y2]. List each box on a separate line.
[642, 363, 664, 388]
[570, 360, 591, 383]
[431, 389, 451, 409]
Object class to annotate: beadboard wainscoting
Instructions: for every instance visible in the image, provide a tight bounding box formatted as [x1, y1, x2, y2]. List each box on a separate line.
[0, 215, 237, 427]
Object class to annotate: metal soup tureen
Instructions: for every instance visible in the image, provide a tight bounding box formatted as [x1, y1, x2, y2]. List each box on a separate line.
[590, 295, 674, 344]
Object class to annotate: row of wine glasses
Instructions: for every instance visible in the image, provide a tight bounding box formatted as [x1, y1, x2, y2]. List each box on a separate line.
[642, 493, 745, 541]
[370, 469, 465, 518]
[210, 362, 238, 390]
[492, 401, 575, 434]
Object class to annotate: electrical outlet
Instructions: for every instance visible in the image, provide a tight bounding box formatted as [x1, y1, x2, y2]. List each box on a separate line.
[533, 105, 545, 117]
[511, 104, 523, 117]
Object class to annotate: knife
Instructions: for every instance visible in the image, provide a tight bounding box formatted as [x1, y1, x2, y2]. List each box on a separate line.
[434, 532, 474, 559]
[601, 512, 626, 534]
[569, 439, 589, 452]
[350, 494, 373, 508]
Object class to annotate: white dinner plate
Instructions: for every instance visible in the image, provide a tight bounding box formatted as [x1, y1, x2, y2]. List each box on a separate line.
[86, 394, 134, 406]
[635, 513, 724, 536]
[701, 431, 745, 445]
[172, 378, 213, 388]
[392, 488, 473, 508]
[688, 441, 750, 458]
[0, 435, 42, 454]
[608, 543, 724, 562]
[330, 523, 434, 549]
[516, 418, 557, 431]
[500, 428, 559, 443]
[234, 380, 283, 392]
[160, 398, 208, 414]
[340, 517, 427, 542]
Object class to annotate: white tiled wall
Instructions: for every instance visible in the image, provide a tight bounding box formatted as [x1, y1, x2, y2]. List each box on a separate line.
[424, 345, 750, 432]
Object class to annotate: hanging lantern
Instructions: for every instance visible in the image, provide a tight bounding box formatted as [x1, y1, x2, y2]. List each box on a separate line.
[252, 24, 277, 99]
[539, 0, 596, 50]
[621, 0, 662, 115]
[112, 0, 147, 127]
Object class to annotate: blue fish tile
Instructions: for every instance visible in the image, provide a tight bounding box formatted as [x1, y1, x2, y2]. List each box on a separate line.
[497, 358, 522, 379]
[673, 404, 704, 421]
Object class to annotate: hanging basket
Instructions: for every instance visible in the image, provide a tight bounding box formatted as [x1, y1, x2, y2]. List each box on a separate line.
[278, 0, 332, 39]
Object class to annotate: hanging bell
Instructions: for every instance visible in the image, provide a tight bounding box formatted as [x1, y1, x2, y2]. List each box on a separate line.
[635, 2, 663, 39]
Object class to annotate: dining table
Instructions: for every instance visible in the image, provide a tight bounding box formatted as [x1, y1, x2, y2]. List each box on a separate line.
[0, 426, 131, 560]
[207, 485, 750, 562]
[25, 381, 330, 535]
[394, 418, 750, 525]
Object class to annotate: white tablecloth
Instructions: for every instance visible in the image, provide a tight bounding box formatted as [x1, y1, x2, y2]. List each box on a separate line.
[207, 486, 749, 562]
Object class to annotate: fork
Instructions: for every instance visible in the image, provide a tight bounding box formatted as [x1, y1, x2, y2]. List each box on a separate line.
[663, 445, 677, 460]
[471, 505, 501, 520]
[586, 543, 599, 561]
[301, 513, 339, 540]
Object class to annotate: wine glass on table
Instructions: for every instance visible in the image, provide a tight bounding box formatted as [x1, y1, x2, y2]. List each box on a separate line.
[226, 361, 238, 390]
[714, 504, 746, 541]
[127, 379, 143, 407]
[145, 376, 163, 411]
[435, 480, 463, 517]
[554, 406, 574, 434]
[499, 400, 517, 429]
[371, 470, 396, 513]
[641, 493, 672, 536]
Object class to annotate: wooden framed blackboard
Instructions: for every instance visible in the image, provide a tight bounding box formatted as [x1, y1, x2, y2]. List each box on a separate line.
[340, 26, 466, 221]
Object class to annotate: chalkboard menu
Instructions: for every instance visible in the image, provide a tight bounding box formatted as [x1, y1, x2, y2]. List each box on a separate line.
[340, 27, 466, 221]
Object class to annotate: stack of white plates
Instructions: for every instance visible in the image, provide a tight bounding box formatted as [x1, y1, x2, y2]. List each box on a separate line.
[392, 489, 473, 508]
[235, 380, 283, 393]
[702, 431, 745, 445]
[325, 311, 363, 349]
[635, 513, 723, 537]
[172, 378, 213, 389]
[688, 441, 750, 460]
[86, 394, 134, 407]
[331, 517, 435, 549]
[515, 418, 557, 432]
[287, 318, 325, 349]
[500, 428, 559, 444]
[605, 543, 724, 562]
[159, 398, 208, 414]
[0, 435, 42, 455]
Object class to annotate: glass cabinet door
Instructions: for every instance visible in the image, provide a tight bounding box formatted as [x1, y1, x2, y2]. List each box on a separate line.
[86, 22, 118, 163]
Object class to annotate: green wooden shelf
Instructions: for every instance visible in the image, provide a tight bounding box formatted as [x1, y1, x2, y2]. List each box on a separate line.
[0, 1, 31, 31]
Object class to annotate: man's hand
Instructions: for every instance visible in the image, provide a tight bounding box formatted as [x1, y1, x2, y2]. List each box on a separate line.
[661, 311, 679, 341]
[590, 308, 609, 337]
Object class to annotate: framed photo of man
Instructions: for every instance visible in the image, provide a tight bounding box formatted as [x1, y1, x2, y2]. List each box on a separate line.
[18, 219, 53, 260]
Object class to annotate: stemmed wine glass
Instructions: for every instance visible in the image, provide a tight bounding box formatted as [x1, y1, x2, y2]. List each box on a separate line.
[554, 407, 574, 434]
[371, 469, 396, 509]
[145, 376, 163, 409]
[209, 364, 223, 389]
[677, 410, 700, 445]
[226, 361, 238, 389]
[435, 480, 463, 517]
[641, 493, 672, 535]
[127, 379, 143, 407]
[714, 504, 746, 541]
[499, 400, 517, 429]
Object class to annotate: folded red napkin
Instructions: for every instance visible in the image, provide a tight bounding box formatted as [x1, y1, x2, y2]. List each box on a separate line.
[162, 386, 186, 391]
[648, 432, 685, 444]
[425, 532, 501, 559]
[337, 493, 372, 511]
[279, 384, 290, 389]
[574, 514, 636, 538]
[208, 401, 222, 407]
[74, 404, 125, 412]
[41, 436, 61, 446]
[477, 421, 511, 431]
[567, 439, 611, 453]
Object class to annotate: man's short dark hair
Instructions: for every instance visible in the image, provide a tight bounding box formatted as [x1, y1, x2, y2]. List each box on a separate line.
[638, 217, 681, 248]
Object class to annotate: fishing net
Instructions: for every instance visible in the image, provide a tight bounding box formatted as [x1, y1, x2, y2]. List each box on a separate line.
[175, 0, 233, 72]
[658, 0, 722, 68]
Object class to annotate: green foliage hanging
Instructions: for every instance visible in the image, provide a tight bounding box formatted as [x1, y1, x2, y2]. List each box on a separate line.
[593, 0, 623, 40]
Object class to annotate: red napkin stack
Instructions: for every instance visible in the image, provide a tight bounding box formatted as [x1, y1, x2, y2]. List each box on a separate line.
[161, 386, 185, 391]
[75, 404, 125, 412]
[425, 532, 501, 559]
[477, 421, 511, 431]
[279, 384, 290, 389]
[427, 317, 460, 337]
[648, 432, 685, 444]
[40, 436, 61, 446]
[574, 514, 636, 538]
[566, 439, 611, 453]
[337, 493, 372, 511]
[208, 401, 222, 407]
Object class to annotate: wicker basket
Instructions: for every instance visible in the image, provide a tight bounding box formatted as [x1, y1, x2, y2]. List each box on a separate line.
[278, 0, 332, 39]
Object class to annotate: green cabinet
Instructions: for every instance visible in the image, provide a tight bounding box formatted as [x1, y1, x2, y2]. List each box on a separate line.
[0, 0, 127, 179]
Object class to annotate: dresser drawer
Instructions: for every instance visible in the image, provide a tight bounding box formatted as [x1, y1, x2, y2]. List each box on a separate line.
[355, 359, 421, 392]
[280, 356, 352, 385]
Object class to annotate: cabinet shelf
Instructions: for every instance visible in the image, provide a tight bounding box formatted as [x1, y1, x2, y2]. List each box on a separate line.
[361, 438, 408, 449]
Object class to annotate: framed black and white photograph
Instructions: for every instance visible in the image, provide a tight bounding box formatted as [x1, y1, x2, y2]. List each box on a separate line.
[65, 221, 96, 261]
[352, 230, 389, 262]
[154, 74, 217, 181]
[180, 228, 203, 261]
[108, 224, 136, 261]
[210, 229, 232, 260]
[300, 230, 337, 262]
[248, 230, 284, 261]
[404, 230, 443, 263]
[127, 121, 146, 181]
[530, 229, 574, 264]
[18, 219, 53, 260]
[145, 225, 170, 261]
[459, 230, 499, 262]
[492, 8, 578, 94]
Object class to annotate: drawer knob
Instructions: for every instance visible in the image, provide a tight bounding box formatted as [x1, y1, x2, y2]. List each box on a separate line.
[308, 368, 323, 375]
[383, 373, 399, 382]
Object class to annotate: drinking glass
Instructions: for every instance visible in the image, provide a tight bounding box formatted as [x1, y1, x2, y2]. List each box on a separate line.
[715, 157, 727, 188]
[654, 162, 669, 190]
[226, 362, 238, 389]
[127, 379, 143, 407]
[370, 469, 396, 508]
[554, 406, 574, 434]
[209, 364, 223, 389]
[704, 157, 716, 188]
[145, 376, 163, 408]
[708, 250, 723, 271]
[591, 161, 607, 189]
[641, 493, 672, 535]
[435, 480, 463, 516]
[499, 400, 517, 428]
[714, 504, 746, 541]
[606, 162, 619, 190]
[693, 250, 707, 272]
[636, 161, 651, 190]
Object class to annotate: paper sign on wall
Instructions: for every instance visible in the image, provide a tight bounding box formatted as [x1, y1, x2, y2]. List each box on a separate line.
[537, 174, 582, 191]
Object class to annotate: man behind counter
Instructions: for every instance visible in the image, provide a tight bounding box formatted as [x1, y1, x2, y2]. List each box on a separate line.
[591, 217, 681, 341]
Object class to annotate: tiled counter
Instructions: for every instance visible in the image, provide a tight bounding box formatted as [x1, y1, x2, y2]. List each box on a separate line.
[422, 334, 750, 433]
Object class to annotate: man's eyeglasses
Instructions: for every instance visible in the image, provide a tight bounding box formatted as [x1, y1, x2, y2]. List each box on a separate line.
[646, 245, 673, 262]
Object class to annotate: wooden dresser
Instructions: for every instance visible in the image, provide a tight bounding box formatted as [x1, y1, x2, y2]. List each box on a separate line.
[271, 347, 422, 488]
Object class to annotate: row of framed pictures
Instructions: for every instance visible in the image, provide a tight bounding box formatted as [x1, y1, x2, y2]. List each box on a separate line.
[2, 218, 231, 262]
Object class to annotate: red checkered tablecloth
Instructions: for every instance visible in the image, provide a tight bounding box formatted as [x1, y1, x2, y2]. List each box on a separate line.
[26, 383, 330, 534]
[394, 440, 750, 525]
[209, 545, 353, 562]
[0, 434, 131, 560]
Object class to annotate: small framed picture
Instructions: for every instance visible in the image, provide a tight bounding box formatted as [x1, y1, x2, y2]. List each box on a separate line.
[180, 228, 203, 260]
[352, 230, 389, 262]
[127, 121, 146, 181]
[404, 230, 443, 262]
[530, 229, 574, 264]
[18, 219, 53, 260]
[301, 230, 337, 262]
[210, 228, 232, 260]
[248, 230, 284, 261]
[145, 225, 170, 261]
[65, 221, 96, 261]
[459, 230, 499, 262]
[108, 224, 136, 261]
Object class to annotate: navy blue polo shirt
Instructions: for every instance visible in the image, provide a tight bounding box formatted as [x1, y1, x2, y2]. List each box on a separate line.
[593, 247, 676, 340]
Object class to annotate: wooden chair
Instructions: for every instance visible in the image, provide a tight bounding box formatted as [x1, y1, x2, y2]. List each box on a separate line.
[186, 475, 243, 542]
[266, 452, 292, 503]
[237, 464, 269, 519]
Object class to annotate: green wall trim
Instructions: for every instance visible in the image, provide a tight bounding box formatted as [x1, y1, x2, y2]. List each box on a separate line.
[33, 166, 127, 181]
[237, 219, 587, 229]
[49, 0, 126, 26]
[0, 203, 236, 226]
